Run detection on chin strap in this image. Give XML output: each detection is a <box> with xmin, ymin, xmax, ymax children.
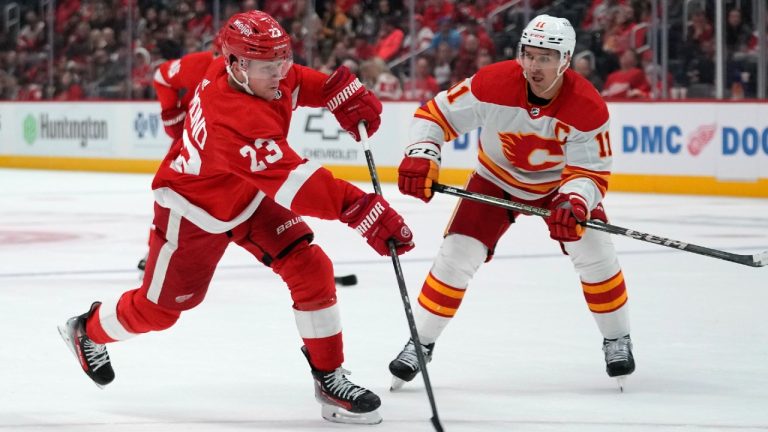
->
<box><xmin>539</xmin><ymin>67</ymin><xmax>566</xmax><ymax>95</ymax></box>
<box><xmin>226</xmin><ymin>64</ymin><xmax>254</xmax><ymax>96</ymax></box>
<box><xmin>523</xmin><ymin>57</ymin><xmax>570</xmax><ymax>97</ymax></box>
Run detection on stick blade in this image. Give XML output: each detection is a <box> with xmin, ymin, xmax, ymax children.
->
<box><xmin>430</xmin><ymin>416</ymin><xmax>445</xmax><ymax>432</ymax></box>
<box><xmin>754</xmin><ymin>251</ymin><xmax>768</xmax><ymax>267</ymax></box>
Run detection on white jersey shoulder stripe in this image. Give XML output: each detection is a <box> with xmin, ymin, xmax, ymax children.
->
<box><xmin>153</xmin><ymin>68</ymin><xmax>171</xmax><ymax>87</ymax></box>
<box><xmin>274</xmin><ymin>161</ymin><xmax>322</xmax><ymax>209</ymax></box>
<box><xmin>153</xmin><ymin>187</ymin><xmax>265</xmax><ymax>233</ymax></box>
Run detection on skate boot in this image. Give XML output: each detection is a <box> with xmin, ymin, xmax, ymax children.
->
<box><xmin>302</xmin><ymin>346</ymin><xmax>382</xmax><ymax>424</ymax></box>
<box><xmin>58</xmin><ymin>302</ymin><xmax>115</xmax><ymax>388</ymax></box>
<box><xmin>389</xmin><ymin>338</ymin><xmax>434</xmax><ymax>391</ymax></box>
<box><xmin>603</xmin><ymin>334</ymin><xmax>635</xmax><ymax>391</ymax></box>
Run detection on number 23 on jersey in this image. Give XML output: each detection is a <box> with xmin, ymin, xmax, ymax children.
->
<box><xmin>240</xmin><ymin>139</ymin><xmax>284</xmax><ymax>172</ymax></box>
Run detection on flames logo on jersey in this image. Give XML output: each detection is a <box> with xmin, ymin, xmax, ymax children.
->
<box><xmin>498</xmin><ymin>132</ymin><xmax>565</xmax><ymax>171</ymax></box>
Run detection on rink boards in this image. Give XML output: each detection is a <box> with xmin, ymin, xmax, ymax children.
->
<box><xmin>0</xmin><ymin>100</ymin><xmax>766</xmax><ymax>197</ymax></box>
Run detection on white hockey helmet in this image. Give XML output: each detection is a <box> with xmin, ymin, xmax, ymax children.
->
<box><xmin>518</xmin><ymin>14</ymin><xmax>576</xmax><ymax>66</ymax></box>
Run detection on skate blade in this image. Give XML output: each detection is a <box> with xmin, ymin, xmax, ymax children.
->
<box><xmin>390</xmin><ymin>375</ymin><xmax>407</xmax><ymax>391</ymax></box>
<box><xmin>57</xmin><ymin>324</ymin><xmax>107</xmax><ymax>390</ymax></box>
<box><xmin>321</xmin><ymin>405</ymin><xmax>382</xmax><ymax>425</ymax></box>
<box><xmin>57</xmin><ymin>324</ymin><xmax>77</xmax><ymax>357</ymax></box>
<box><xmin>615</xmin><ymin>376</ymin><xmax>628</xmax><ymax>392</ymax></box>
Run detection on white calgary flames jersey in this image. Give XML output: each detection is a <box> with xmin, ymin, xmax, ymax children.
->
<box><xmin>410</xmin><ymin>60</ymin><xmax>612</xmax><ymax>208</ymax></box>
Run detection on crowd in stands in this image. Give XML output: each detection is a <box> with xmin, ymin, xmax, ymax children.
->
<box><xmin>0</xmin><ymin>0</ymin><xmax>765</xmax><ymax>102</ymax></box>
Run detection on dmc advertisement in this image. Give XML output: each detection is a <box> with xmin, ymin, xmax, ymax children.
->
<box><xmin>609</xmin><ymin>102</ymin><xmax>768</xmax><ymax>181</ymax></box>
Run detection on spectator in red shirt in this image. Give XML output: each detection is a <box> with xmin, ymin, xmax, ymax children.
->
<box><xmin>131</xmin><ymin>47</ymin><xmax>153</xmax><ymax>99</ymax></box>
<box><xmin>351</xmin><ymin>34</ymin><xmax>375</xmax><ymax>61</ymax></box>
<box><xmin>264</xmin><ymin>0</ymin><xmax>296</xmax><ymax>22</ymax></box>
<box><xmin>601</xmin><ymin>49</ymin><xmax>650</xmax><ymax>98</ymax></box>
<box><xmin>17</xmin><ymin>82</ymin><xmax>43</xmax><ymax>101</ymax></box>
<box><xmin>423</xmin><ymin>0</ymin><xmax>455</xmax><ymax>31</ymax></box>
<box><xmin>688</xmin><ymin>10</ymin><xmax>714</xmax><ymax>44</ymax></box>
<box><xmin>373</xmin><ymin>18</ymin><xmax>404</xmax><ymax>62</ymax></box>
<box><xmin>17</xmin><ymin>10</ymin><xmax>46</xmax><ymax>51</ymax></box>
<box><xmin>187</xmin><ymin>0</ymin><xmax>214</xmax><ymax>38</ymax></box>
<box><xmin>360</xmin><ymin>57</ymin><xmax>402</xmax><ymax>100</ymax></box>
<box><xmin>452</xmin><ymin>34</ymin><xmax>482</xmax><ymax>80</ymax></box>
<box><xmin>54</xmin><ymin>71</ymin><xmax>84</xmax><ymax>100</ymax></box>
<box><xmin>403</xmin><ymin>56</ymin><xmax>439</xmax><ymax>103</ymax></box>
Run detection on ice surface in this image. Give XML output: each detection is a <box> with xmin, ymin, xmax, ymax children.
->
<box><xmin>1</xmin><ymin>169</ymin><xmax>767</xmax><ymax>431</ymax></box>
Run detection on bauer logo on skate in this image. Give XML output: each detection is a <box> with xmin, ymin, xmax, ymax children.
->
<box><xmin>326</xmin><ymin>79</ymin><xmax>362</xmax><ymax>112</ymax></box>
<box><xmin>355</xmin><ymin>202</ymin><xmax>385</xmax><ymax>236</ymax></box>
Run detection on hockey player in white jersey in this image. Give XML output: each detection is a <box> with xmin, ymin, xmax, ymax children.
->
<box><xmin>389</xmin><ymin>14</ymin><xmax>634</xmax><ymax>390</ymax></box>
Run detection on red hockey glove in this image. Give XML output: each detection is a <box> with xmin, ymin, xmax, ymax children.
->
<box><xmin>546</xmin><ymin>193</ymin><xmax>589</xmax><ymax>242</ymax></box>
<box><xmin>398</xmin><ymin>142</ymin><xmax>441</xmax><ymax>202</ymax></box>
<box><xmin>340</xmin><ymin>193</ymin><xmax>414</xmax><ymax>256</ymax></box>
<box><xmin>322</xmin><ymin>66</ymin><xmax>382</xmax><ymax>141</ymax></box>
<box><xmin>161</xmin><ymin>106</ymin><xmax>186</xmax><ymax>140</ymax></box>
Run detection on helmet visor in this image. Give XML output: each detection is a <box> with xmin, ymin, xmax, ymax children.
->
<box><xmin>244</xmin><ymin>57</ymin><xmax>293</xmax><ymax>80</ymax></box>
<box><xmin>518</xmin><ymin>45</ymin><xmax>563</xmax><ymax>70</ymax></box>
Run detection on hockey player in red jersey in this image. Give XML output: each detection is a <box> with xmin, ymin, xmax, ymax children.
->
<box><xmin>153</xmin><ymin>34</ymin><xmax>221</xmax><ymax>141</ymax></box>
<box><xmin>134</xmin><ymin>36</ymin><xmax>222</xmax><ymax>277</ymax></box>
<box><xmin>389</xmin><ymin>14</ymin><xmax>635</xmax><ymax>390</ymax></box>
<box><xmin>58</xmin><ymin>10</ymin><xmax>414</xmax><ymax>424</ymax></box>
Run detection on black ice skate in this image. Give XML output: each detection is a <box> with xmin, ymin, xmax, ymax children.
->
<box><xmin>603</xmin><ymin>334</ymin><xmax>635</xmax><ymax>391</ymax></box>
<box><xmin>389</xmin><ymin>338</ymin><xmax>434</xmax><ymax>391</ymax></box>
<box><xmin>58</xmin><ymin>302</ymin><xmax>115</xmax><ymax>388</ymax></box>
<box><xmin>301</xmin><ymin>346</ymin><xmax>382</xmax><ymax>424</ymax></box>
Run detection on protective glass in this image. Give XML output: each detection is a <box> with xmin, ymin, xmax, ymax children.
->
<box><xmin>244</xmin><ymin>57</ymin><xmax>294</xmax><ymax>80</ymax></box>
<box><xmin>517</xmin><ymin>45</ymin><xmax>563</xmax><ymax>70</ymax></box>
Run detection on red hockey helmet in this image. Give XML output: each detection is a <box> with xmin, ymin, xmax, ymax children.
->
<box><xmin>220</xmin><ymin>10</ymin><xmax>292</xmax><ymax>80</ymax></box>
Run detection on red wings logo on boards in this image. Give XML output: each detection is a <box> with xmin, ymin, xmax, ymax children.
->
<box><xmin>498</xmin><ymin>132</ymin><xmax>565</xmax><ymax>171</ymax></box>
<box><xmin>687</xmin><ymin>123</ymin><xmax>717</xmax><ymax>156</ymax></box>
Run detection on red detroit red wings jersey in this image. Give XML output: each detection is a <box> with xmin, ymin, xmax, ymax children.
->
<box><xmin>412</xmin><ymin>60</ymin><xmax>612</xmax><ymax>209</ymax></box>
<box><xmin>152</xmin><ymin>60</ymin><xmax>364</xmax><ymax>233</ymax></box>
<box><xmin>153</xmin><ymin>51</ymin><xmax>215</xmax><ymax>112</ymax></box>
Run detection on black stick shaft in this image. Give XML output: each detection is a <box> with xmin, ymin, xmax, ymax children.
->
<box><xmin>432</xmin><ymin>183</ymin><xmax>768</xmax><ymax>268</ymax></box>
<box><xmin>359</xmin><ymin>124</ymin><xmax>444</xmax><ymax>432</ymax></box>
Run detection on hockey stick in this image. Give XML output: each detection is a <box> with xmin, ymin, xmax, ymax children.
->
<box><xmin>432</xmin><ymin>183</ymin><xmax>768</xmax><ymax>268</ymax></box>
<box><xmin>358</xmin><ymin>123</ymin><xmax>444</xmax><ymax>432</ymax></box>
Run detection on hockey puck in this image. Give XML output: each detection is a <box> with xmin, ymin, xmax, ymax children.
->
<box><xmin>334</xmin><ymin>274</ymin><xmax>358</xmax><ymax>286</ymax></box>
